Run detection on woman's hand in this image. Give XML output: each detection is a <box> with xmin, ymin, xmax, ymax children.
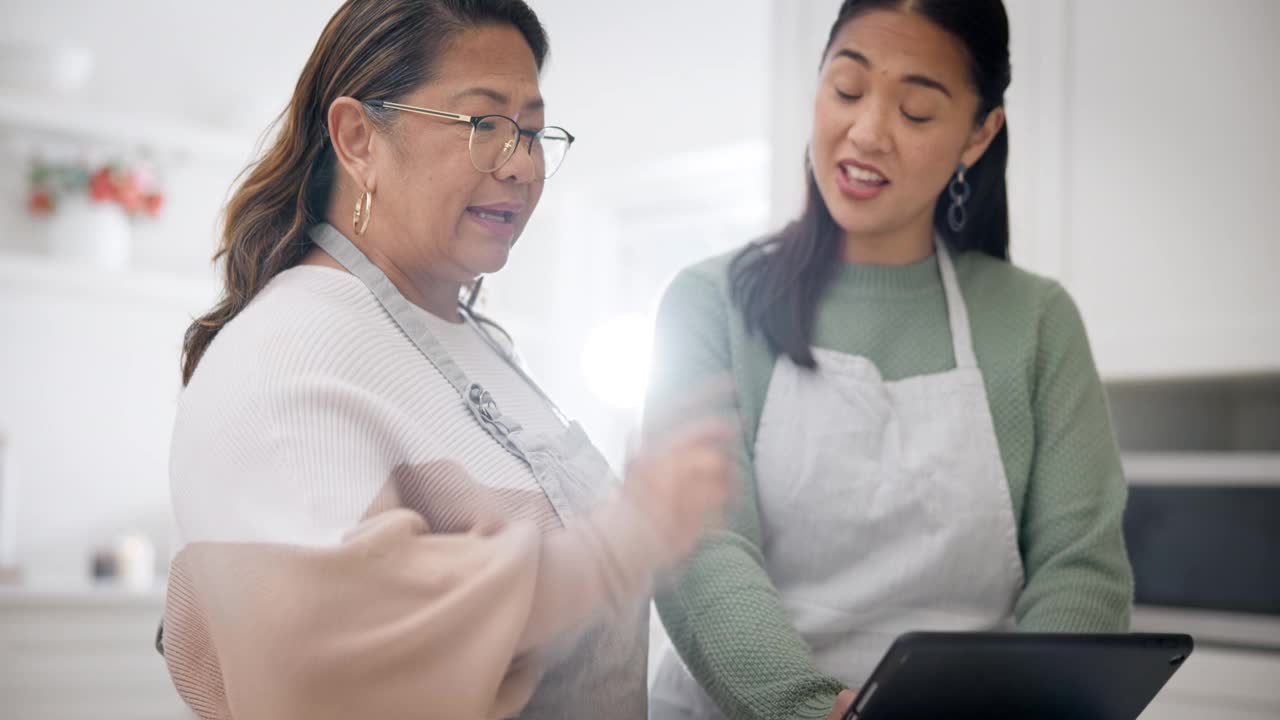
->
<box><xmin>623</xmin><ymin>412</ymin><xmax>737</xmax><ymax>567</ymax></box>
<box><xmin>827</xmin><ymin>688</ymin><xmax>861</xmax><ymax>720</ymax></box>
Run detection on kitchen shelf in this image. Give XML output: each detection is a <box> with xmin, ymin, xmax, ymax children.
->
<box><xmin>0</xmin><ymin>249</ymin><xmax>218</xmax><ymax>309</ymax></box>
<box><xmin>1122</xmin><ymin>452</ymin><xmax>1280</xmax><ymax>485</ymax></box>
<box><xmin>0</xmin><ymin>579</ymin><xmax>165</xmax><ymax>609</ymax></box>
<box><xmin>0</xmin><ymin>90</ymin><xmax>257</xmax><ymax>162</ymax></box>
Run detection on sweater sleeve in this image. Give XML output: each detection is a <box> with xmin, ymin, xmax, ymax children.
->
<box><xmin>645</xmin><ymin>266</ymin><xmax>845</xmax><ymax>720</ymax></box>
<box><xmin>164</xmin><ymin>371</ymin><xmax>664</xmax><ymax>720</ymax></box>
<box><xmin>1014</xmin><ymin>283</ymin><xmax>1135</xmax><ymax>631</ymax></box>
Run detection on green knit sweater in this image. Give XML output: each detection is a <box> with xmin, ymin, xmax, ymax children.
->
<box><xmin>645</xmin><ymin>248</ymin><xmax>1134</xmax><ymax>720</ymax></box>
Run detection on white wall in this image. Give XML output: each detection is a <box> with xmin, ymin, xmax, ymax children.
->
<box><xmin>480</xmin><ymin>0</ymin><xmax>773</xmax><ymax>464</ymax></box>
<box><xmin>765</xmin><ymin>0</ymin><xmax>843</xmax><ymax>229</ymax></box>
<box><xmin>0</xmin><ymin>0</ymin><xmax>330</xmax><ymax>272</ymax></box>
<box><xmin>0</xmin><ymin>287</ymin><xmax>200</xmax><ymax>579</ymax></box>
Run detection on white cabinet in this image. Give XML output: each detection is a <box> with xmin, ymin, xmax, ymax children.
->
<box><xmin>1006</xmin><ymin>0</ymin><xmax>1280</xmax><ymax>379</ymax></box>
<box><xmin>1056</xmin><ymin>0</ymin><xmax>1280</xmax><ymax>380</ymax></box>
<box><xmin>1009</xmin><ymin>0</ymin><xmax>1280</xmax><ymax>380</ymax></box>
<box><xmin>1007</xmin><ymin>0</ymin><xmax>1280</xmax><ymax>380</ymax></box>
<box><xmin>0</xmin><ymin>585</ymin><xmax>193</xmax><ymax>720</ymax></box>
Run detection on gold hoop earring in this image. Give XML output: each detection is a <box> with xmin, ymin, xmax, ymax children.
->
<box><xmin>352</xmin><ymin>189</ymin><xmax>373</xmax><ymax>236</ymax></box>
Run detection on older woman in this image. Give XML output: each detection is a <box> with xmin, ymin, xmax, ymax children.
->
<box><xmin>160</xmin><ymin>1</ymin><xmax>732</xmax><ymax>719</ymax></box>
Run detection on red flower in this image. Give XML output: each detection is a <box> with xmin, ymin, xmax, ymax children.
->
<box><xmin>28</xmin><ymin>190</ymin><xmax>53</xmax><ymax>215</ymax></box>
<box><xmin>88</xmin><ymin>168</ymin><xmax>116</xmax><ymax>203</ymax></box>
<box><xmin>143</xmin><ymin>193</ymin><xmax>164</xmax><ymax>217</ymax></box>
<box><xmin>116</xmin><ymin>171</ymin><xmax>146</xmax><ymax>214</ymax></box>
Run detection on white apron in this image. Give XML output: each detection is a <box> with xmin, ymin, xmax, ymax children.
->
<box><xmin>650</xmin><ymin>242</ymin><xmax>1025</xmax><ymax>719</ymax></box>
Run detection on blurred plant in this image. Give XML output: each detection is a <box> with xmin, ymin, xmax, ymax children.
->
<box><xmin>27</xmin><ymin>157</ymin><xmax>164</xmax><ymax>219</ymax></box>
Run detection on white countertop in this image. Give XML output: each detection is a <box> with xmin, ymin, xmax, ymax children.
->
<box><xmin>0</xmin><ymin>578</ymin><xmax>166</xmax><ymax>607</ymax></box>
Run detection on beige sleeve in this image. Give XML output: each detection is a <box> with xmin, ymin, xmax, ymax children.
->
<box><xmin>167</xmin><ymin>501</ymin><xmax>662</xmax><ymax>720</ymax></box>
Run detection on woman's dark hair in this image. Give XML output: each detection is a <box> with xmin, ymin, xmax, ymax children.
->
<box><xmin>730</xmin><ymin>0</ymin><xmax>1011</xmax><ymax>368</ymax></box>
<box><xmin>181</xmin><ymin>0</ymin><xmax>548</xmax><ymax>385</ymax></box>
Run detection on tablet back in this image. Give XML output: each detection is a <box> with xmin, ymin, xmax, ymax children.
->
<box><xmin>847</xmin><ymin>632</ymin><xmax>1194</xmax><ymax>720</ymax></box>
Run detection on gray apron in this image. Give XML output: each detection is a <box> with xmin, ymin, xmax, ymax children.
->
<box><xmin>309</xmin><ymin>223</ymin><xmax>648</xmax><ymax>719</ymax></box>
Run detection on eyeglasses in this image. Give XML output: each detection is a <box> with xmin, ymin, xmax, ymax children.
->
<box><xmin>362</xmin><ymin>99</ymin><xmax>575</xmax><ymax>180</ymax></box>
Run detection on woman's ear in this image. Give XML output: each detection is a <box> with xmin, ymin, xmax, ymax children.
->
<box><xmin>960</xmin><ymin>106</ymin><xmax>1005</xmax><ymax>170</ymax></box>
<box><xmin>328</xmin><ymin>97</ymin><xmax>380</xmax><ymax>192</ymax></box>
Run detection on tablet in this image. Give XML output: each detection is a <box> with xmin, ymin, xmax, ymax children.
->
<box><xmin>843</xmin><ymin>632</ymin><xmax>1194</xmax><ymax>720</ymax></box>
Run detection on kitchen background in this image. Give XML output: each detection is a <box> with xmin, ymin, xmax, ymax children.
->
<box><xmin>0</xmin><ymin>1</ymin><xmax>1276</xmax><ymax>719</ymax></box>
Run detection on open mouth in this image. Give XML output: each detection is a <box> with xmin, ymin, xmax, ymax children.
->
<box><xmin>465</xmin><ymin>204</ymin><xmax>520</xmax><ymax>239</ymax></box>
<box><xmin>836</xmin><ymin>161</ymin><xmax>891</xmax><ymax>201</ymax></box>
<box><xmin>841</xmin><ymin>163</ymin><xmax>889</xmax><ymax>187</ymax></box>
<box><xmin>466</xmin><ymin>207</ymin><xmax>515</xmax><ymax>224</ymax></box>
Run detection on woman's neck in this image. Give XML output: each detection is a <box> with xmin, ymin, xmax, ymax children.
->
<box><xmin>302</xmin><ymin>224</ymin><xmax>464</xmax><ymax>324</ymax></box>
<box><xmin>841</xmin><ymin>217</ymin><xmax>935</xmax><ymax>266</ymax></box>
<box><xmin>372</xmin><ymin>251</ymin><xmax>464</xmax><ymax>323</ymax></box>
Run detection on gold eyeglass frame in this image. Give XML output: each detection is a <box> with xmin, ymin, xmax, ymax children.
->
<box><xmin>363</xmin><ymin>99</ymin><xmax>575</xmax><ymax>179</ymax></box>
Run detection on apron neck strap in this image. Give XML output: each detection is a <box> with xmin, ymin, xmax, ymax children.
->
<box><xmin>307</xmin><ymin>222</ymin><xmax>473</xmax><ymax>395</ymax></box>
<box><xmin>934</xmin><ymin>237</ymin><xmax>978</xmax><ymax>369</ymax></box>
